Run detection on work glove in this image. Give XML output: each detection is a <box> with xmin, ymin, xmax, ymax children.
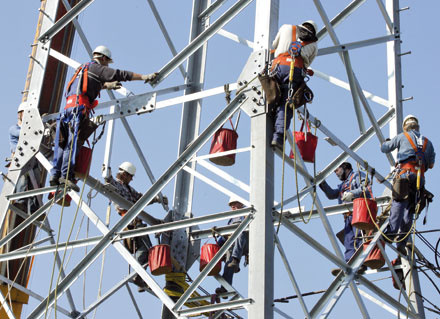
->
<box><xmin>142</xmin><ymin>72</ymin><xmax>159</xmax><ymax>83</ymax></box>
<box><xmin>288</xmin><ymin>41</ymin><xmax>302</xmax><ymax>57</ymax></box>
<box><xmin>318</xmin><ymin>180</ymin><xmax>328</xmax><ymax>191</ymax></box>
<box><xmin>341</xmin><ymin>191</ymin><xmax>354</xmax><ymax>202</ymax></box>
<box><xmin>105</xmin><ymin>81</ymin><xmax>122</xmax><ymax>90</ymax></box>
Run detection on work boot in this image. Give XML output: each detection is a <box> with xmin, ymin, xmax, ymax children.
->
<box><xmin>132</xmin><ymin>275</ymin><xmax>149</xmax><ymax>293</ymax></box>
<box><xmin>271</xmin><ymin>140</ymin><xmax>283</xmax><ymax>151</ymax></box>
<box><xmin>227</xmin><ymin>257</ymin><xmax>240</xmax><ymax>273</ymax></box>
<box><xmin>396</xmin><ymin>245</ymin><xmax>407</xmax><ymax>256</ymax></box>
<box><xmin>357</xmin><ymin>265</ymin><xmax>367</xmax><ymax>275</ymax></box>
<box><xmin>49</xmin><ymin>175</ymin><xmax>60</xmax><ymax>186</ymax></box>
<box><xmin>215</xmin><ymin>286</ymin><xmax>228</xmax><ymax>300</ymax></box>
<box><xmin>59</xmin><ymin>177</ymin><xmax>80</xmax><ymax>192</ymax></box>
<box><xmin>331</xmin><ymin>268</ymin><xmax>341</xmax><ymax>276</ymax></box>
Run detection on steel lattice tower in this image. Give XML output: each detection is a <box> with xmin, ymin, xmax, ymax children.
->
<box><xmin>0</xmin><ymin>0</ymin><xmax>431</xmax><ymax>318</ymax></box>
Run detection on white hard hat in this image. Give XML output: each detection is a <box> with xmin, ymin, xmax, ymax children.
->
<box><xmin>17</xmin><ymin>102</ymin><xmax>26</xmax><ymax>113</ymax></box>
<box><xmin>119</xmin><ymin>161</ymin><xmax>136</xmax><ymax>176</ymax></box>
<box><xmin>93</xmin><ymin>45</ymin><xmax>113</xmax><ymax>63</ymax></box>
<box><xmin>228</xmin><ymin>196</ymin><xmax>243</xmax><ymax>206</ymax></box>
<box><xmin>302</xmin><ymin>20</ymin><xmax>318</xmax><ymax>34</ymax></box>
<box><xmin>402</xmin><ymin>114</ymin><xmax>418</xmax><ymax>129</ymax></box>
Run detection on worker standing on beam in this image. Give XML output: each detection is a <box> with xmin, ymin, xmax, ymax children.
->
<box><xmin>215</xmin><ymin>197</ymin><xmax>249</xmax><ymax>297</ymax></box>
<box><xmin>381</xmin><ymin>115</ymin><xmax>435</xmax><ymax>255</ymax></box>
<box><xmin>270</xmin><ymin>21</ymin><xmax>318</xmax><ymax>149</ymax></box>
<box><xmin>105</xmin><ymin>161</ymin><xmax>168</xmax><ymax>292</ymax></box>
<box><xmin>49</xmin><ymin>45</ymin><xmax>158</xmax><ymax>190</ymax></box>
<box><xmin>319</xmin><ymin>162</ymin><xmax>372</xmax><ymax>273</ymax></box>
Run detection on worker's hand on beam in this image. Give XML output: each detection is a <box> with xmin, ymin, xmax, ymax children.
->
<box><xmin>104</xmin><ymin>81</ymin><xmax>122</xmax><ymax>90</ymax></box>
<box><xmin>142</xmin><ymin>72</ymin><xmax>159</xmax><ymax>83</ymax></box>
<box><xmin>341</xmin><ymin>192</ymin><xmax>354</xmax><ymax>202</ymax></box>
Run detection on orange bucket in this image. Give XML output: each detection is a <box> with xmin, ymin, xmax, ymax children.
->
<box><xmin>363</xmin><ymin>239</ymin><xmax>385</xmax><ymax>269</ymax></box>
<box><xmin>148</xmin><ymin>244</ymin><xmax>172</xmax><ymax>276</ymax></box>
<box><xmin>200</xmin><ymin>243</ymin><xmax>222</xmax><ymax>276</ymax></box>
<box><xmin>352</xmin><ymin>198</ymin><xmax>377</xmax><ymax>230</ymax></box>
<box><xmin>75</xmin><ymin>146</ymin><xmax>92</xmax><ymax>179</ymax></box>
<box><xmin>289</xmin><ymin>121</ymin><xmax>318</xmax><ymax>163</ymax></box>
<box><xmin>209</xmin><ymin>119</ymin><xmax>238</xmax><ymax>166</ymax></box>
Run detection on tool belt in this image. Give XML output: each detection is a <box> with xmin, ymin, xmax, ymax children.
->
<box><xmin>392</xmin><ymin>174</ymin><xmax>410</xmax><ymax>201</ymax></box>
<box><xmin>65</xmin><ymin>94</ymin><xmax>98</xmax><ymax>114</ymax></box>
<box><xmin>258</xmin><ymin>69</ymin><xmax>281</xmax><ymax>111</ymax></box>
<box><xmin>291</xmin><ymin>80</ymin><xmax>314</xmax><ymax>109</ymax></box>
<box><xmin>399</xmin><ymin>161</ymin><xmax>425</xmax><ymax>178</ymax></box>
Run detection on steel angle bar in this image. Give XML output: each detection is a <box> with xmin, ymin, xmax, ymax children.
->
<box><xmin>283</xmin><ymin>195</ymin><xmax>390</xmax><ymax>223</ymax></box>
<box><xmin>146</xmin><ymin>0</ymin><xmax>186</xmax><ymax>78</ymax></box>
<box><xmin>0</xmin><ymin>289</ymin><xmax>16</xmax><ymax>319</ymax></box>
<box><xmin>29</xmin><ymin>93</ymin><xmax>247</xmax><ymax>319</ymax></box>
<box><xmin>297</xmin><ymin>107</ymin><xmax>392</xmax><ymax>189</ymax></box>
<box><xmin>119</xmin><ymin>206</ymin><xmax>252</xmax><ymax>241</ymax></box>
<box><xmin>190</xmin><ymin>223</ymin><xmax>238</xmax><ymax>240</ymax></box>
<box><xmin>0</xmin><ymin>190</ymin><xmax>67</xmax><ymax>249</ymax></box>
<box><xmin>311</xmin><ymin>68</ymin><xmax>389</xmax><ymax>107</ymax></box>
<box><xmin>217</xmin><ymin>29</ymin><xmax>254</xmax><ymax>48</ymax></box>
<box><xmin>191</xmin><ymin>146</ymin><xmax>251</xmax><ymax>162</ymax></box>
<box><xmin>178</xmin><ymin>299</ymin><xmax>253</xmax><ymax>317</ymax></box>
<box><xmin>173</xmin><ymin>214</ymin><xmax>254</xmax><ymax>311</ymax></box>
<box><xmin>375</xmin><ymin>0</ymin><xmax>393</xmax><ymax>32</ymax></box>
<box><xmin>120</xmin><ymin>118</ymin><xmax>169</xmax><ymax>211</ymax></box>
<box><xmin>60</xmin><ymin>0</ymin><xmax>93</xmax><ymax>54</ymax></box>
<box><xmin>15</xmin><ymin>236</ymin><xmax>53</xmax><ymax>252</ymax></box>
<box><xmin>274</xmin><ymin>307</ymin><xmax>295</xmax><ymax>319</ymax></box>
<box><xmin>198</xmin><ymin>159</ymin><xmax>250</xmax><ymax>193</ymax></box>
<box><xmin>155</xmin><ymin>82</ymin><xmax>237</xmax><ymax>110</ymax></box>
<box><xmin>153</xmin><ymin>0</ymin><xmax>254</xmax><ymax>85</ymax></box>
<box><xmin>316</xmin><ymin>108</ymin><xmax>395</xmax><ymax>181</ymax></box>
<box><xmin>38</xmin><ymin>0</ymin><xmax>95</xmax><ymax>43</ymax></box>
<box><xmin>273</xmin><ymin>147</ymin><xmax>314</xmax><ymax>182</ymax></box>
<box><xmin>0</xmin><ymin>236</ymin><xmax>101</xmax><ymax>263</ymax></box>
<box><xmin>274</xmin><ymin>234</ymin><xmax>310</xmax><ymax>318</ymax></box>
<box><xmin>318</xmin><ymin>34</ymin><xmax>397</xmax><ymax>56</ymax></box>
<box><xmin>198</xmin><ymin>0</ymin><xmax>229</xmax><ymax>18</ymax></box>
<box><xmin>73</xmin><ymin>272</ymin><xmax>137</xmax><ymax>319</ymax></box>
<box><xmin>357</xmin><ymin>276</ymin><xmax>419</xmax><ymax>319</ymax></box>
<box><xmin>272</xmin><ymin>184</ymin><xmax>314</xmax><ymax>210</ymax></box>
<box><xmin>211</xmin><ymin>294</ymin><xmax>241</xmax><ymax>319</ymax></box>
<box><xmin>8</xmin><ymin>204</ymin><xmax>52</xmax><ymax>234</ymax></box>
<box><xmin>125</xmin><ymin>284</ymin><xmax>143</xmax><ymax>319</ymax></box>
<box><xmin>317</xmin><ymin>0</ymin><xmax>366</xmax><ymax>41</ymax></box>
<box><xmin>6</xmin><ymin>186</ymin><xmax>58</xmax><ymax>201</ymax></box>
<box><xmin>0</xmin><ymin>275</ymin><xmax>72</xmax><ymax>317</ymax></box>
<box><xmin>357</xmin><ymin>289</ymin><xmax>398</xmax><ymax>317</ymax></box>
<box><xmin>182</xmin><ymin>165</ymin><xmax>250</xmax><ymax>206</ymax></box>
<box><xmin>48</xmin><ymin>48</ymin><xmax>81</xmax><ymax>68</ymax></box>
<box><xmin>279</xmin><ymin>217</ymin><xmax>347</xmax><ymax>271</ymax></box>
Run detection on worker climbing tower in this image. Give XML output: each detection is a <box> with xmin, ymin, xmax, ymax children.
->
<box><xmin>0</xmin><ymin>0</ymin><xmax>437</xmax><ymax>318</ymax></box>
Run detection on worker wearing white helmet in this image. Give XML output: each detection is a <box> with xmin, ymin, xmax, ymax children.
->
<box><xmin>381</xmin><ymin>115</ymin><xmax>435</xmax><ymax>255</ymax></box>
<box><xmin>8</xmin><ymin>102</ymin><xmax>26</xmax><ymax>154</ymax></box>
<box><xmin>270</xmin><ymin>20</ymin><xmax>319</xmax><ymax>149</ymax></box>
<box><xmin>104</xmin><ymin>161</ymin><xmax>168</xmax><ymax>292</ymax></box>
<box><xmin>215</xmin><ymin>196</ymin><xmax>248</xmax><ymax>297</ymax></box>
<box><xmin>50</xmin><ymin>45</ymin><xmax>159</xmax><ymax>190</ymax></box>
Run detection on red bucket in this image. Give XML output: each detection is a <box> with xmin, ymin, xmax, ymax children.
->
<box><xmin>209</xmin><ymin>126</ymin><xmax>238</xmax><ymax>166</ymax></box>
<box><xmin>289</xmin><ymin>131</ymin><xmax>318</xmax><ymax>163</ymax></box>
<box><xmin>149</xmin><ymin>244</ymin><xmax>172</xmax><ymax>276</ymax></box>
<box><xmin>363</xmin><ymin>239</ymin><xmax>385</xmax><ymax>269</ymax></box>
<box><xmin>48</xmin><ymin>191</ymin><xmax>72</xmax><ymax>207</ymax></box>
<box><xmin>200</xmin><ymin>243</ymin><xmax>222</xmax><ymax>276</ymax></box>
<box><xmin>75</xmin><ymin>146</ymin><xmax>92</xmax><ymax>179</ymax></box>
<box><xmin>352</xmin><ymin>198</ymin><xmax>377</xmax><ymax>230</ymax></box>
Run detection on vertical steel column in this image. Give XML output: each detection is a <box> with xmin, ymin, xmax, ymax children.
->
<box><xmin>386</xmin><ymin>1</ymin><xmax>424</xmax><ymax>317</ymax></box>
<box><xmin>248</xmin><ymin>1</ymin><xmax>278</xmax><ymax>318</ymax></box>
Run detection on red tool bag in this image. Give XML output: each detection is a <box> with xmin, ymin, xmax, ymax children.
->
<box><xmin>352</xmin><ymin>196</ymin><xmax>377</xmax><ymax>231</ymax></box>
<box><xmin>75</xmin><ymin>144</ymin><xmax>92</xmax><ymax>179</ymax></box>
<box><xmin>209</xmin><ymin>118</ymin><xmax>238</xmax><ymax>166</ymax></box>
<box><xmin>290</xmin><ymin>120</ymin><xmax>318</xmax><ymax>163</ymax></box>
<box><xmin>148</xmin><ymin>244</ymin><xmax>172</xmax><ymax>276</ymax></box>
<box><xmin>363</xmin><ymin>236</ymin><xmax>385</xmax><ymax>269</ymax></box>
<box><xmin>200</xmin><ymin>243</ymin><xmax>222</xmax><ymax>276</ymax></box>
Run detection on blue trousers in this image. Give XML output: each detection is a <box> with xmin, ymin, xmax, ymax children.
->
<box><xmin>344</xmin><ymin>215</ymin><xmax>361</xmax><ymax>262</ymax></box>
<box><xmin>50</xmin><ymin>107</ymin><xmax>85</xmax><ymax>179</ymax></box>
<box><xmin>222</xmin><ymin>231</ymin><xmax>249</xmax><ymax>285</ymax></box>
<box><xmin>272</xmin><ymin>65</ymin><xmax>304</xmax><ymax>144</ymax></box>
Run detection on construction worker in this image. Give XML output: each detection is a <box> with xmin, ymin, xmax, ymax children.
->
<box><xmin>8</xmin><ymin>102</ymin><xmax>39</xmax><ymax>212</ymax></box>
<box><xmin>381</xmin><ymin>115</ymin><xmax>435</xmax><ymax>255</ymax></box>
<box><xmin>104</xmin><ymin>161</ymin><xmax>168</xmax><ymax>292</ymax></box>
<box><xmin>215</xmin><ymin>197</ymin><xmax>248</xmax><ymax>296</ymax></box>
<box><xmin>271</xmin><ymin>21</ymin><xmax>318</xmax><ymax>149</ymax></box>
<box><xmin>50</xmin><ymin>45</ymin><xmax>158</xmax><ymax>191</ymax></box>
<box><xmin>319</xmin><ymin>162</ymin><xmax>372</xmax><ymax>269</ymax></box>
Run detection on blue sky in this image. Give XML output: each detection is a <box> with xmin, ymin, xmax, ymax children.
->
<box><xmin>0</xmin><ymin>1</ymin><xmax>439</xmax><ymax>318</ymax></box>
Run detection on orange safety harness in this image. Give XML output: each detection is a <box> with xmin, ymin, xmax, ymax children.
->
<box><xmin>64</xmin><ymin>62</ymin><xmax>99</xmax><ymax>113</ymax></box>
<box><xmin>271</xmin><ymin>25</ymin><xmax>313</xmax><ymax>71</ymax></box>
<box><xmin>399</xmin><ymin>132</ymin><xmax>428</xmax><ymax>178</ymax></box>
